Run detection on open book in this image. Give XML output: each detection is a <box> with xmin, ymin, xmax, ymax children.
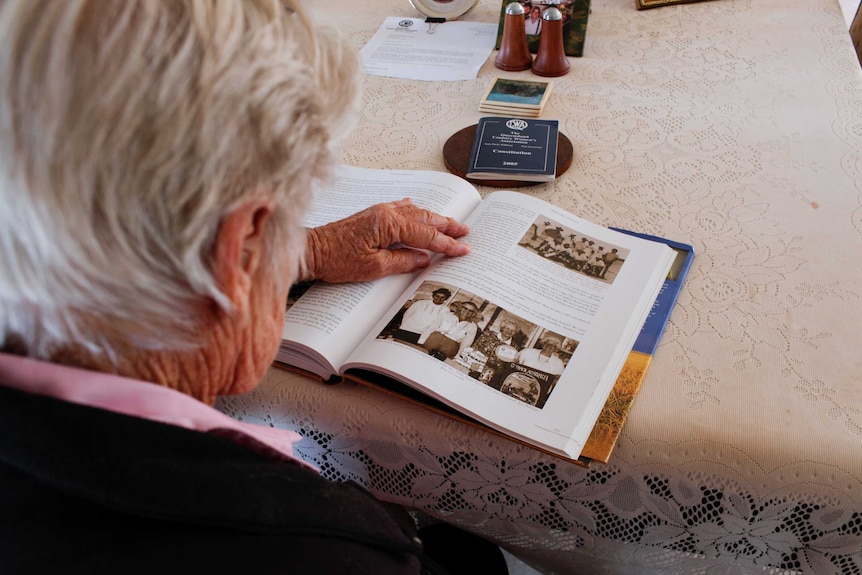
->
<box><xmin>277</xmin><ymin>165</ymin><xmax>679</xmax><ymax>463</ymax></box>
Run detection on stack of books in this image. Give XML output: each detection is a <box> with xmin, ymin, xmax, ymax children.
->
<box><xmin>479</xmin><ymin>77</ymin><xmax>553</xmax><ymax>118</ymax></box>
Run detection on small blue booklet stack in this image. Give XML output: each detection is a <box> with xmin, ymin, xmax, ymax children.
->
<box><xmin>466</xmin><ymin>116</ymin><xmax>559</xmax><ymax>183</ymax></box>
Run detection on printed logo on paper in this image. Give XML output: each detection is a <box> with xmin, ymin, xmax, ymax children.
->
<box><xmin>506</xmin><ymin>119</ymin><xmax>529</xmax><ymax>131</ymax></box>
<box><xmin>398</xmin><ymin>19</ymin><xmax>415</xmax><ymax>28</ymax></box>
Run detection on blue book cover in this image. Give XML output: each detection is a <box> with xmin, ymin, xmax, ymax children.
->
<box><xmin>466</xmin><ymin>117</ymin><xmax>559</xmax><ymax>182</ymax></box>
<box><xmin>579</xmin><ymin>229</ymin><xmax>694</xmax><ymax>464</ymax></box>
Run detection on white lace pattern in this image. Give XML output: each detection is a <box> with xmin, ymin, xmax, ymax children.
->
<box><xmin>219</xmin><ymin>0</ymin><xmax>862</xmax><ymax>573</ymax></box>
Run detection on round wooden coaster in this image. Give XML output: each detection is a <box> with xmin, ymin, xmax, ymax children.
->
<box><xmin>443</xmin><ymin>124</ymin><xmax>573</xmax><ymax>188</ymax></box>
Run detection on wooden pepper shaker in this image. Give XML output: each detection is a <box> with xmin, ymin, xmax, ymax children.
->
<box><xmin>532</xmin><ymin>7</ymin><xmax>570</xmax><ymax>77</ymax></box>
<box><xmin>495</xmin><ymin>2</ymin><xmax>532</xmax><ymax>72</ymax></box>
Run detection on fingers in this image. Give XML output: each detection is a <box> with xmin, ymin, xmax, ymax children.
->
<box><xmin>393</xmin><ymin>198</ymin><xmax>470</xmax><ymax>239</ymax></box>
<box><xmin>396</xmin><ymin>218</ymin><xmax>471</xmax><ymax>257</ymax></box>
<box><xmin>387</xmin><ymin>200</ymin><xmax>471</xmax><ymax>256</ymax></box>
<box><xmin>301</xmin><ymin>200</ymin><xmax>471</xmax><ymax>284</ymax></box>
<box><xmin>378</xmin><ymin>247</ymin><xmax>432</xmax><ymax>276</ymax></box>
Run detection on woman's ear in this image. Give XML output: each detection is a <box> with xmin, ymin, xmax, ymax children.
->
<box><xmin>212</xmin><ymin>199</ymin><xmax>276</xmax><ymax>307</ymax></box>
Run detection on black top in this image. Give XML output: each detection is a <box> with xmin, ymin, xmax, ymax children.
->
<box><xmin>0</xmin><ymin>383</ymin><xmax>432</xmax><ymax>574</ymax></box>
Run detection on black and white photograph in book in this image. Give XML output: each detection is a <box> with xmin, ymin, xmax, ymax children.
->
<box><xmin>519</xmin><ymin>216</ymin><xmax>629</xmax><ymax>283</ymax></box>
<box><xmin>378</xmin><ymin>281</ymin><xmax>578</xmax><ymax>409</ymax></box>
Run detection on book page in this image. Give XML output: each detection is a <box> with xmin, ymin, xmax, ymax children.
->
<box><xmin>278</xmin><ymin>165</ymin><xmax>482</xmax><ymax>379</ymax></box>
<box><xmin>342</xmin><ymin>191</ymin><xmax>674</xmax><ymax>458</ymax></box>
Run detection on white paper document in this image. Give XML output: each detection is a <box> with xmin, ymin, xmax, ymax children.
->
<box><xmin>359</xmin><ymin>17</ymin><xmax>497</xmax><ymax>81</ymax></box>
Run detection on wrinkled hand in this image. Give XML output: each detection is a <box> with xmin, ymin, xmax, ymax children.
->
<box><xmin>301</xmin><ymin>199</ymin><xmax>470</xmax><ymax>283</ymax></box>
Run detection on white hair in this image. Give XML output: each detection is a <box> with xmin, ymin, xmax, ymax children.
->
<box><xmin>0</xmin><ymin>0</ymin><xmax>360</xmax><ymax>358</ymax></box>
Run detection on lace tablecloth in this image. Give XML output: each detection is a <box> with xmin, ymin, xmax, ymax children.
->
<box><xmin>218</xmin><ymin>0</ymin><xmax>862</xmax><ymax>573</ymax></box>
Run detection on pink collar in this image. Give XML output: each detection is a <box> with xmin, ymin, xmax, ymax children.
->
<box><xmin>0</xmin><ymin>352</ymin><xmax>314</xmax><ymax>470</ymax></box>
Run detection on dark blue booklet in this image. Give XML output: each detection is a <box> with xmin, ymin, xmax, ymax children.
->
<box><xmin>466</xmin><ymin>116</ymin><xmax>559</xmax><ymax>182</ymax></box>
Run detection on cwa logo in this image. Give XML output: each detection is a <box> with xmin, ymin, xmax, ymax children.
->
<box><xmin>398</xmin><ymin>19</ymin><xmax>415</xmax><ymax>28</ymax></box>
<box><xmin>506</xmin><ymin>119</ymin><xmax>529</xmax><ymax>130</ymax></box>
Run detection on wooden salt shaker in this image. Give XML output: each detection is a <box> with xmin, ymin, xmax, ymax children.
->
<box><xmin>495</xmin><ymin>2</ymin><xmax>532</xmax><ymax>72</ymax></box>
<box><xmin>532</xmin><ymin>7</ymin><xmax>570</xmax><ymax>77</ymax></box>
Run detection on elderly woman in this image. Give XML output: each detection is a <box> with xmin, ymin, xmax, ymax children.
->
<box><xmin>475</xmin><ymin>318</ymin><xmax>526</xmax><ymax>356</ymax></box>
<box><xmin>517</xmin><ymin>332</ymin><xmax>567</xmax><ymax>376</ymax></box>
<box><xmin>0</xmin><ymin>1</ymin><xmax>510</xmax><ymax>573</ymax></box>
